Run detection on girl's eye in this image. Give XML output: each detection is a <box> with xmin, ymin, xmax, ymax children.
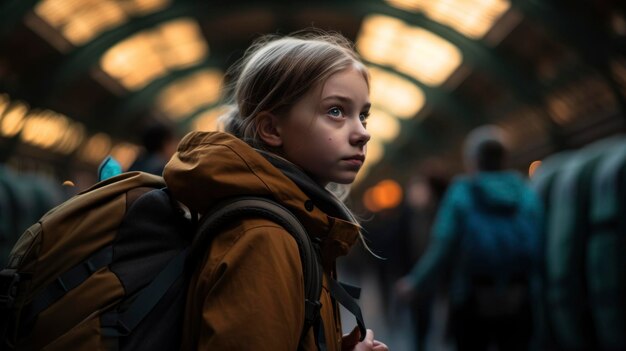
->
<box><xmin>328</xmin><ymin>107</ymin><xmax>343</xmax><ymax>118</ymax></box>
<box><xmin>359</xmin><ymin>112</ymin><xmax>370</xmax><ymax>126</ymax></box>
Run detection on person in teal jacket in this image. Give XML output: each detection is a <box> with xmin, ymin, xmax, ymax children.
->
<box><xmin>395</xmin><ymin>125</ymin><xmax>543</xmax><ymax>351</ymax></box>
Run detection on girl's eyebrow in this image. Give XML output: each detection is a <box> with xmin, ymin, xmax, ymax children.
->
<box><xmin>322</xmin><ymin>95</ymin><xmax>371</xmax><ymax>109</ymax></box>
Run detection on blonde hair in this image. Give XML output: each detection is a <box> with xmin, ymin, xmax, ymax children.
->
<box><xmin>220</xmin><ymin>30</ymin><xmax>369</xmax><ymax>150</ymax></box>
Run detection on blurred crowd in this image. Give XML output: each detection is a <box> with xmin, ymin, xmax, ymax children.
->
<box><xmin>347</xmin><ymin>128</ymin><xmax>626</xmax><ymax>351</ymax></box>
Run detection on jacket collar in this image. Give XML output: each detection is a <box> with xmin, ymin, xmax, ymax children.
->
<box><xmin>164</xmin><ymin>131</ymin><xmax>360</xmax><ymax>260</ymax></box>
<box><xmin>257</xmin><ymin>150</ymin><xmax>362</xmax><ymax>262</ymax></box>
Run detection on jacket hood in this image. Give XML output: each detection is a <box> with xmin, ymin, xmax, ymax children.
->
<box><xmin>469</xmin><ymin>171</ymin><xmax>527</xmax><ymax>213</ymax></box>
<box><xmin>163</xmin><ymin>131</ymin><xmax>360</xmax><ymax>259</ymax></box>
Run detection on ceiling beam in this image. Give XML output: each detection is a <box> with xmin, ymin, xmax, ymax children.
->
<box><xmin>0</xmin><ymin>0</ymin><xmax>39</xmax><ymax>37</ymax></box>
<box><xmin>46</xmin><ymin>1</ymin><xmax>288</xmax><ymax>95</ymax></box>
<box><xmin>47</xmin><ymin>1</ymin><xmax>200</xmax><ymax>93</ymax></box>
<box><xmin>94</xmin><ymin>57</ymin><xmax>224</xmax><ymax>134</ymax></box>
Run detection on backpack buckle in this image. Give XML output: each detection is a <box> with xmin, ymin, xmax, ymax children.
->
<box><xmin>0</xmin><ymin>269</ymin><xmax>20</xmax><ymax>310</ymax></box>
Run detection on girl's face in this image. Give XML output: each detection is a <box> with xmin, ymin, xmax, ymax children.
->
<box><xmin>276</xmin><ymin>65</ymin><xmax>371</xmax><ymax>186</ymax></box>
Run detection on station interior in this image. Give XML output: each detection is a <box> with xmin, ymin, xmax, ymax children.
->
<box><xmin>1</xmin><ymin>1</ymin><xmax>625</xmax><ymax>350</ymax></box>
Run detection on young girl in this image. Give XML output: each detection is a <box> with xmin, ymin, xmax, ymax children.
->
<box><xmin>163</xmin><ymin>31</ymin><xmax>388</xmax><ymax>351</ymax></box>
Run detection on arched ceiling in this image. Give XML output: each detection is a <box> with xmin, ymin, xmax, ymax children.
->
<box><xmin>0</xmin><ymin>0</ymin><xmax>625</xmax><ymax>199</ymax></box>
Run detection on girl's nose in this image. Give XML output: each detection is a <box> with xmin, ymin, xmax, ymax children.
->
<box><xmin>351</xmin><ymin>121</ymin><xmax>371</xmax><ymax>147</ymax></box>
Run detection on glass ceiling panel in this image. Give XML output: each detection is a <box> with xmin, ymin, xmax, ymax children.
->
<box><xmin>358</xmin><ymin>15</ymin><xmax>462</xmax><ymax>86</ymax></box>
<box><xmin>385</xmin><ymin>0</ymin><xmax>511</xmax><ymax>39</ymax></box>
<box><xmin>368</xmin><ymin>66</ymin><xmax>426</xmax><ymax>119</ymax></box>
<box><xmin>157</xmin><ymin>69</ymin><xmax>223</xmax><ymax>121</ymax></box>
<box><xmin>34</xmin><ymin>0</ymin><xmax>170</xmax><ymax>46</ymax></box>
<box><xmin>79</xmin><ymin>132</ymin><xmax>112</xmax><ymax>165</ymax></box>
<box><xmin>100</xmin><ymin>18</ymin><xmax>208</xmax><ymax>91</ymax></box>
<box><xmin>21</xmin><ymin>109</ymin><xmax>86</xmax><ymax>155</ymax></box>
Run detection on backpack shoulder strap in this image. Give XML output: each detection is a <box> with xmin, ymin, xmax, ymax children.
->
<box><xmin>190</xmin><ymin>196</ymin><xmax>323</xmax><ymax>345</ymax></box>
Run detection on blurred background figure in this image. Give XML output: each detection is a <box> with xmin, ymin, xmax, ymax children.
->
<box><xmin>128</xmin><ymin>123</ymin><xmax>179</xmax><ymax>176</ymax></box>
<box><xmin>395</xmin><ymin>125</ymin><xmax>543</xmax><ymax>351</ymax></box>
<box><xmin>394</xmin><ymin>167</ymin><xmax>450</xmax><ymax>351</ymax></box>
<box><xmin>0</xmin><ymin>165</ymin><xmax>65</xmax><ymax>264</ymax></box>
<box><xmin>531</xmin><ymin>135</ymin><xmax>626</xmax><ymax>351</ymax></box>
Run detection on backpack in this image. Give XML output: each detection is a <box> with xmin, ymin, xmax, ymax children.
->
<box><xmin>459</xmin><ymin>180</ymin><xmax>537</xmax><ymax>316</ymax></box>
<box><xmin>0</xmin><ymin>171</ymin><xmax>323</xmax><ymax>350</ymax></box>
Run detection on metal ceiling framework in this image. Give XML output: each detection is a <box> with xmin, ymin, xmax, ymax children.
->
<box><xmin>0</xmin><ymin>0</ymin><xmax>624</xmax><ymax>196</ymax></box>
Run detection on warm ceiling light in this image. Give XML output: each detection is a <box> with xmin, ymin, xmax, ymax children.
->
<box><xmin>357</xmin><ymin>16</ymin><xmax>405</xmax><ymax>64</ymax></box>
<box><xmin>0</xmin><ymin>102</ymin><xmax>28</xmax><ymax>137</ymax></box>
<box><xmin>20</xmin><ymin>110</ymin><xmax>86</xmax><ymax>154</ymax></box>
<box><xmin>100</xmin><ymin>18</ymin><xmax>208</xmax><ymax>91</ymax></box>
<box><xmin>395</xmin><ymin>28</ymin><xmax>463</xmax><ymax>85</ymax></box>
<box><xmin>369</xmin><ymin>67</ymin><xmax>425</xmax><ymax>119</ymax></box>
<box><xmin>21</xmin><ymin>110</ymin><xmax>61</xmax><ymax>148</ymax></box>
<box><xmin>0</xmin><ymin>97</ymin><xmax>86</xmax><ymax>153</ymax></box>
<box><xmin>358</xmin><ymin>15</ymin><xmax>462</xmax><ymax>86</ymax></box>
<box><xmin>157</xmin><ymin>69</ymin><xmax>223</xmax><ymax>120</ymax></box>
<box><xmin>34</xmin><ymin>0</ymin><xmax>170</xmax><ymax>47</ymax></box>
<box><xmin>192</xmin><ymin>105</ymin><xmax>231</xmax><ymax>131</ymax></box>
<box><xmin>62</xmin><ymin>2</ymin><xmax>126</xmax><ymax>45</ymax></box>
<box><xmin>53</xmin><ymin>122</ymin><xmax>85</xmax><ymax>155</ymax></box>
<box><xmin>79</xmin><ymin>133</ymin><xmax>112</xmax><ymax>164</ymax></box>
<box><xmin>158</xmin><ymin>20</ymin><xmax>210</xmax><ymax>69</ymax></box>
<box><xmin>385</xmin><ymin>0</ymin><xmax>511</xmax><ymax>39</ymax></box>
<box><xmin>367</xmin><ymin>108</ymin><xmax>400</xmax><ymax>142</ymax></box>
<box><xmin>34</xmin><ymin>0</ymin><xmax>73</xmax><ymax>28</ymax></box>
<box><xmin>111</xmin><ymin>142</ymin><xmax>140</xmax><ymax>171</ymax></box>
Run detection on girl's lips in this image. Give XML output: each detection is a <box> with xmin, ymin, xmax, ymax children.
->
<box><xmin>342</xmin><ymin>158</ymin><xmax>364</xmax><ymax>167</ymax></box>
<box><xmin>343</xmin><ymin>154</ymin><xmax>365</xmax><ymax>162</ymax></box>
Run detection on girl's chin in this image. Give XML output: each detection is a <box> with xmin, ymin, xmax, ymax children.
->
<box><xmin>330</xmin><ymin>176</ymin><xmax>358</xmax><ymax>185</ymax></box>
<box><xmin>316</xmin><ymin>171</ymin><xmax>359</xmax><ymax>186</ymax></box>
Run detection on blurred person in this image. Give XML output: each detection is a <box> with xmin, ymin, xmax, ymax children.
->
<box><xmin>128</xmin><ymin>123</ymin><xmax>179</xmax><ymax>176</ymax></box>
<box><xmin>395</xmin><ymin>173</ymin><xmax>449</xmax><ymax>351</ymax></box>
<box><xmin>395</xmin><ymin>125</ymin><xmax>543</xmax><ymax>351</ymax></box>
<box><xmin>0</xmin><ymin>166</ymin><xmax>65</xmax><ymax>264</ymax></box>
<box><xmin>364</xmin><ymin>205</ymin><xmax>402</xmax><ymax>319</ymax></box>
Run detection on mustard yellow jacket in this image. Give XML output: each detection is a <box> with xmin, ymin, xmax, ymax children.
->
<box><xmin>163</xmin><ymin>132</ymin><xmax>361</xmax><ymax>351</ymax></box>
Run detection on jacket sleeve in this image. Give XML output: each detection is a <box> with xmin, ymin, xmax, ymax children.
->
<box><xmin>406</xmin><ymin>180</ymin><xmax>464</xmax><ymax>293</ymax></box>
<box><xmin>194</xmin><ymin>223</ymin><xmax>305</xmax><ymax>350</ymax></box>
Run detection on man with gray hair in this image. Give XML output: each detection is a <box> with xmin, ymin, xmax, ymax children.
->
<box><xmin>395</xmin><ymin>125</ymin><xmax>543</xmax><ymax>351</ymax></box>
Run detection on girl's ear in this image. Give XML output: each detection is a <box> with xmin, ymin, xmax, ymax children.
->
<box><xmin>257</xmin><ymin>112</ymin><xmax>283</xmax><ymax>147</ymax></box>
